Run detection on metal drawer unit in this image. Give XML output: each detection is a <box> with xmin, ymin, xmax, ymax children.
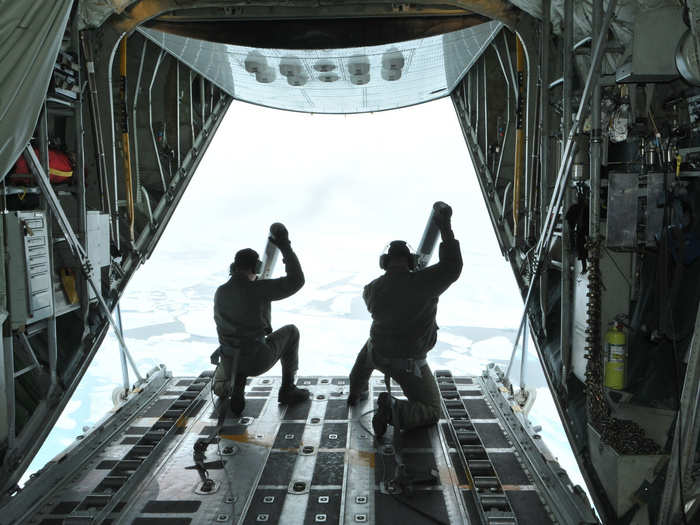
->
<box><xmin>6</xmin><ymin>211</ymin><xmax>54</xmax><ymax>328</ymax></box>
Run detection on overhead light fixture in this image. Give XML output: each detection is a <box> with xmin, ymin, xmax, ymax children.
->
<box><xmin>255</xmin><ymin>66</ymin><xmax>276</xmax><ymax>83</ymax></box>
<box><xmin>279</xmin><ymin>56</ymin><xmax>303</xmax><ymax>77</ymax></box>
<box><xmin>381</xmin><ymin>68</ymin><xmax>401</xmax><ymax>81</ymax></box>
<box><xmin>347</xmin><ymin>56</ymin><xmax>370</xmax><ymax>76</ymax></box>
<box><xmin>318</xmin><ymin>73</ymin><xmax>339</xmax><ymax>83</ymax></box>
<box><xmin>287</xmin><ymin>74</ymin><xmax>308</xmax><ymax>86</ymax></box>
<box><xmin>382</xmin><ymin>48</ymin><xmax>405</xmax><ymax>71</ymax></box>
<box><xmin>350</xmin><ymin>74</ymin><xmax>370</xmax><ymax>85</ymax></box>
<box><xmin>244</xmin><ymin>51</ymin><xmax>267</xmax><ymax>73</ymax></box>
<box><xmin>314</xmin><ymin>61</ymin><xmax>336</xmax><ymax>72</ymax></box>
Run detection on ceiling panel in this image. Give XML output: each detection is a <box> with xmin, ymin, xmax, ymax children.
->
<box><xmin>139</xmin><ymin>20</ymin><xmax>502</xmax><ymax>113</ymax></box>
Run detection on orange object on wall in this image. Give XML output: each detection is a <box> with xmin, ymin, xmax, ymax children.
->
<box><xmin>11</xmin><ymin>147</ymin><xmax>73</xmax><ymax>184</ymax></box>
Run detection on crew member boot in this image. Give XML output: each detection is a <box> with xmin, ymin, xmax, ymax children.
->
<box><xmin>278</xmin><ymin>384</ymin><xmax>310</xmax><ymax>405</ymax></box>
<box><xmin>372</xmin><ymin>392</ymin><xmax>393</xmax><ymax>438</ymax></box>
<box><xmin>230</xmin><ymin>375</ymin><xmax>247</xmax><ymax>415</ymax></box>
<box><xmin>278</xmin><ymin>370</ymin><xmax>310</xmax><ymax>405</ymax></box>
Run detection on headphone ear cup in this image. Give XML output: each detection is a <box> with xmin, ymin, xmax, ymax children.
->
<box><xmin>410</xmin><ymin>254</ymin><xmax>419</xmax><ymax>270</ymax></box>
<box><xmin>379</xmin><ymin>254</ymin><xmax>387</xmax><ymax>270</ymax></box>
<box><xmin>255</xmin><ymin>260</ymin><xmax>263</xmax><ymax>274</ymax></box>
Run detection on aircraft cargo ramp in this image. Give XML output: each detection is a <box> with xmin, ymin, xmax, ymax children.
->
<box><xmin>5</xmin><ymin>368</ymin><xmax>594</xmax><ymax>524</ymax></box>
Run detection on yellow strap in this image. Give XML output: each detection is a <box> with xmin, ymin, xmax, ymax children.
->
<box><xmin>49</xmin><ymin>167</ymin><xmax>73</xmax><ymax>178</ymax></box>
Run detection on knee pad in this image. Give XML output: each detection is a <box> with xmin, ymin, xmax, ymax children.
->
<box><xmin>213</xmin><ymin>365</ymin><xmax>230</xmax><ymax>397</ymax></box>
<box><xmin>213</xmin><ymin>380</ymin><xmax>229</xmax><ymax>398</ymax></box>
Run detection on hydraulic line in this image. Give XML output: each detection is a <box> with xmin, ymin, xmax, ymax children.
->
<box><xmin>119</xmin><ymin>37</ymin><xmax>135</xmax><ymax>241</ymax></box>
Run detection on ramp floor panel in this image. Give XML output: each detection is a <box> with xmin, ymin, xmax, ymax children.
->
<box><xmin>25</xmin><ymin>374</ymin><xmax>557</xmax><ymax>524</ymax></box>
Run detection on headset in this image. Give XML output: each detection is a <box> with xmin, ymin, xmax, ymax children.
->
<box><xmin>231</xmin><ymin>249</ymin><xmax>263</xmax><ymax>275</ymax></box>
<box><xmin>379</xmin><ymin>240</ymin><xmax>419</xmax><ymax>271</ymax></box>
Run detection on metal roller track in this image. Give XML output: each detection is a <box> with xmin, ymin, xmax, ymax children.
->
<box><xmin>65</xmin><ymin>372</ymin><xmax>211</xmax><ymax>524</ymax></box>
<box><xmin>435</xmin><ymin>370</ymin><xmax>517</xmax><ymax>525</ymax></box>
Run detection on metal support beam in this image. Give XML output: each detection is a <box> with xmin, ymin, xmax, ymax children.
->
<box><xmin>189</xmin><ymin>70</ymin><xmax>195</xmax><ymax>146</ymax></box>
<box><xmin>200</xmin><ymin>75</ymin><xmax>206</xmax><ymax>131</ymax></box>
<box><xmin>115</xmin><ymin>304</ymin><xmax>131</xmax><ymax>397</ymax></box>
<box><xmin>23</xmin><ymin>146</ymin><xmax>143</xmax><ymax>385</ymax></box>
<box><xmin>38</xmin><ymin>106</ymin><xmax>59</xmax><ymax>397</ymax></box>
<box><xmin>520</xmin><ymin>320</ymin><xmax>528</xmax><ymax>389</ymax></box>
<box><xmin>19</xmin><ymin>333</ymin><xmax>42</xmax><ymax>370</ymax></box>
<box><xmin>148</xmin><ymin>49</ymin><xmax>167</xmax><ymax>193</ymax></box>
<box><xmin>560</xmin><ymin>0</ymin><xmax>575</xmax><ymax>388</ymax></box>
<box><xmin>176</xmin><ymin>60</ymin><xmax>181</xmax><ymax>169</ymax></box>
<box><xmin>1</xmin><ymin>332</ymin><xmax>16</xmax><ymax>451</ymax></box>
<box><xmin>73</xmin><ymin>21</ymin><xmax>90</xmax><ymax>328</ymax></box>
<box><xmin>482</xmin><ymin>58</ymin><xmax>488</xmax><ymax>168</ymax></box>
<box><xmin>108</xmin><ymin>36</ymin><xmax>124</xmax><ymax>249</ymax></box>
<box><xmin>133</xmin><ymin>39</ymin><xmax>147</xmax><ymax>206</ymax></box>
<box><xmin>658</xmin><ymin>305</ymin><xmax>700</xmax><ymax>524</ymax></box>
<box><xmin>539</xmin><ymin>0</ymin><xmax>552</xmax><ymax>340</ymax></box>
<box><xmin>505</xmin><ymin>312</ymin><xmax>527</xmax><ymax>380</ymax></box>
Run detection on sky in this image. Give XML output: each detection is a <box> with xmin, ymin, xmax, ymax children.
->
<box><xmin>25</xmin><ymin>96</ymin><xmax>588</xmax><ymax>501</ymax></box>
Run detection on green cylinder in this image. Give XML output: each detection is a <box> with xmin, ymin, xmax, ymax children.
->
<box><xmin>604</xmin><ymin>326</ymin><xmax>626</xmax><ymax>390</ymax></box>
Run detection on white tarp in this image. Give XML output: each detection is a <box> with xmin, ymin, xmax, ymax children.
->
<box><xmin>0</xmin><ymin>0</ymin><xmax>73</xmax><ymax>180</ymax></box>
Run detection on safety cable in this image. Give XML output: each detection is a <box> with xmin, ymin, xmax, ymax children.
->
<box><xmin>355</xmin><ymin>408</ymin><xmax>449</xmax><ymax>525</ymax></box>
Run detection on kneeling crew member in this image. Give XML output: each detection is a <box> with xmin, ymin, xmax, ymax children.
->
<box><xmin>213</xmin><ymin>225</ymin><xmax>310</xmax><ymax>414</ymax></box>
<box><xmin>348</xmin><ymin>203</ymin><xmax>463</xmax><ymax>436</ymax></box>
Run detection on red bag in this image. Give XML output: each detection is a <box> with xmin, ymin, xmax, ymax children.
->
<box><xmin>11</xmin><ymin>147</ymin><xmax>73</xmax><ymax>184</ymax></box>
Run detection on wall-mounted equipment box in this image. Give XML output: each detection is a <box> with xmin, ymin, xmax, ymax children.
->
<box><xmin>86</xmin><ymin>211</ymin><xmax>110</xmax><ymax>299</ymax></box>
<box><xmin>6</xmin><ymin>211</ymin><xmax>54</xmax><ymax>328</ymax></box>
<box><xmin>616</xmin><ymin>6</ymin><xmax>685</xmax><ymax>83</ymax></box>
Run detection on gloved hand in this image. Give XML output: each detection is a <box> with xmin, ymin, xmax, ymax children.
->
<box><xmin>433</xmin><ymin>201</ymin><xmax>453</xmax><ymax>235</ymax></box>
<box><xmin>269</xmin><ymin>222</ymin><xmax>291</xmax><ymax>250</ymax></box>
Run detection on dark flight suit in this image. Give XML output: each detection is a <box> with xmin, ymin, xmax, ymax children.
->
<box><xmin>350</xmin><ymin>238</ymin><xmax>463</xmax><ymax>429</ymax></box>
<box><xmin>213</xmin><ymin>245</ymin><xmax>304</xmax><ymax>397</ymax></box>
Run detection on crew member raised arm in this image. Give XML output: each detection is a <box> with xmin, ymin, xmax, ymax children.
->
<box><xmin>348</xmin><ymin>202</ymin><xmax>463</xmax><ymax>436</ymax></box>
<box><xmin>212</xmin><ymin>223</ymin><xmax>309</xmax><ymax>415</ymax></box>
